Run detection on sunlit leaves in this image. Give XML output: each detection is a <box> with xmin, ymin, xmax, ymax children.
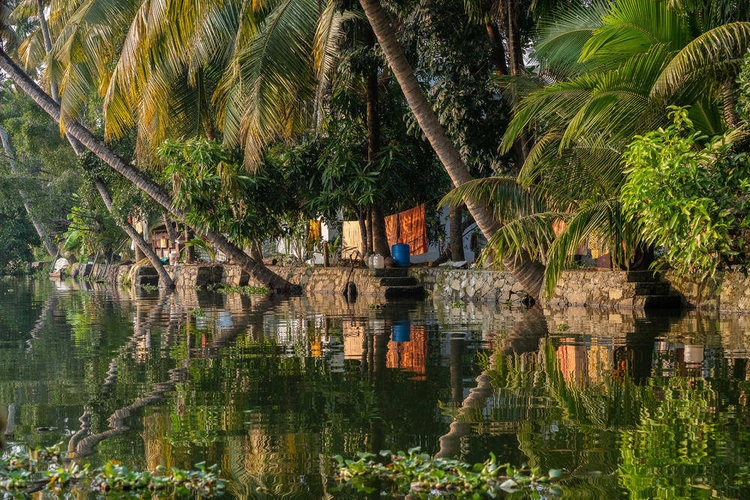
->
<box><xmin>621</xmin><ymin>106</ymin><xmax>750</xmax><ymax>278</ymax></box>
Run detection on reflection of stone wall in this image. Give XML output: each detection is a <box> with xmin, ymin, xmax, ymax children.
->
<box><xmin>543</xmin><ymin>306</ymin><xmax>644</xmax><ymax>340</ymax></box>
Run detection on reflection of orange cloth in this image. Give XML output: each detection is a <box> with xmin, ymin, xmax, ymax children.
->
<box><xmin>384</xmin><ymin>205</ymin><xmax>428</xmax><ymax>255</ymax></box>
<box><xmin>556</xmin><ymin>343</ymin><xmax>588</xmax><ymax>385</ymax></box>
<box><xmin>386</xmin><ymin>325</ymin><xmax>427</xmax><ymax>375</ymax></box>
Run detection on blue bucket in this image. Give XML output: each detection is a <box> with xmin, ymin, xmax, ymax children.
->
<box><xmin>392</xmin><ymin>243</ymin><xmax>410</xmax><ymax>267</ymax></box>
<box><xmin>391</xmin><ymin>321</ymin><xmax>411</xmax><ymax>342</ymax></box>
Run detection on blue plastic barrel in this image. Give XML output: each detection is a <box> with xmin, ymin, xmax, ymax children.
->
<box><xmin>392</xmin><ymin>243</ymin><xmax>410</xmax><ymax>267</ymax></box>
<box><xmin>391</xmin><ymin>321</ymin><xmax>411</xmax><ymax>342</ymax></box>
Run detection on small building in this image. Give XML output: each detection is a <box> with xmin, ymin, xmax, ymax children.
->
<box><xmin>149</xmin><ymin>224</ymin><xmax>187</xmax><ymax>262</ymax></box>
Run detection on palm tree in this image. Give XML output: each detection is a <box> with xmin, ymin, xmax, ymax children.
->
<box><xmin>358</xmin><ymin>0</ymin><xmax>546</xmax><ymax>300</ymax></box>
<box><xmin>447</xmin><ymin>0</ymin><xmax>750</xmax><ymax>297</ymax></box>
<box><xmin>9</xmin><ymin>0</ymin><xmax>176</xmax><ymax>285</ymax></box>
<box><xmin>0</xmin><ymin>48</ymin><xmax>298</xmax><ymax>292</ymax></box>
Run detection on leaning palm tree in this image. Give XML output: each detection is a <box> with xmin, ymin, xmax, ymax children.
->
<box><xmin>446</xmin><ymin>0</ymin><xmax>750</xmax><ymax>298</ymax></box>
<box><xmin>0</xmin><ymin>0</ymin><xmax>309</xmax><ymax>291</ymax></box>
<box><xmin>358</xmin><ymin>0</ymin><xmax>548</xmax><ymax>300</ymax></box>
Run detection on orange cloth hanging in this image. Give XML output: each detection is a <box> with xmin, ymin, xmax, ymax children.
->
<box><xmin>384</xmin><ymin>204</ymin><xmax>428</xmax><ymax>255</ymax></box>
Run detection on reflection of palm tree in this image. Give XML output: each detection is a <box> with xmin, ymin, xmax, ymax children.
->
<box><xmin>68</xmin><ymin>292</ymin><xmax>278</xmax><ymax>460</ymax></box>
<box><xmin>436</xmin><ymin>306</ymin><xmax>547</xmax><ymax>459</ymax></box>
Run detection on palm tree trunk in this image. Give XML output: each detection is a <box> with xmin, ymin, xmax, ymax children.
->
<box><xmin>94</xmin><ymin>179</ymin><xmax>175</xmax><ymax>289</ymax></box>
<box><xmin>358</xmin><ymin>0</ymin><xmax>499</xmax><ymax>237</ymax></box>
<box><xmin>358</xmin><ymin>0</ymin><xmax>544</xmax><ymax>300</ymax></box>
<box><xmin>505</xmin><ymin>0</ymin><xmax>525</xmax><ymax>77</ymax></box>
<box><xmin>36</xmin><ymin>0</ymin><xmax>60</xmax><ymax>103</ymax></box>
<box><xmin>365</xmin><ymin>26</ymin><xmax>391</xmax><ymax>257</ymax></box>
<box><xmin>0</xmin><ymin>126</ymin><xmax>57</xmax><ymax>257</ymax></box>
<box><xmin>0</xmin><ymin>48</ymin><xmax>297</xmax><ymax>293</ymax></box>
<box><xmin>723</xmin><ymin>80</ymin><xmax>741</xmax><ymax>129</ymax></box>
<box><xmin>485</xmin><ymin>20</ymin><xmax>508</xmax><ymax>75</ymax></box>
<box><xmin>449</xmin><ymin>206</ymin><xmax>465</xmax><ymax>261</ymax></box>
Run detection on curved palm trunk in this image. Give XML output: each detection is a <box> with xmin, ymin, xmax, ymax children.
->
<box><xmin>365</xmin><ymin>26</ymin><xmax>390</xmax><ymax>257</ymax></box>
<box><xmin>358</xmin><ymin>0</ymin><xmax>544</xmax><ymax>300</ymax></box>
<box><xmin>94</xmin><ymin>179</ymin><xmax>175</xmax><ymax>289</ymax></box>
<box><xmin>36</xmin><ymin>0</ymin><xmax>60</xmax><ymax>103</ymax></box>
<box><xmin>0</xmin><ymin>127</ymin><xmax>57</xmax><ymax>257</ymax></box>
<box><xmin>0</xmin><ymin>49</ymin><xmax>297</xmax><ymax>294</ymax></box>
<box><xmin>449</xmin><ymin>205</ymin><xmax>465</xmax><ymax>261</ymax></box>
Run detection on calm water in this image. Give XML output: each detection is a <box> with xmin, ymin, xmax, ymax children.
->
<box><xmin>1</xmin><ymin>277</ymin><xmax>749</xmax><ymax>498</ymax></box>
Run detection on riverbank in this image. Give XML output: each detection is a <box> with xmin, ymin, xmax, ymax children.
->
<box><xmin>62</xmin><ymin>261</ymin><xmax>750</xmax><ymax>312</ymax></box>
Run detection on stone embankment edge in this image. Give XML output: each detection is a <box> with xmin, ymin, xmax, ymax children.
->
<box><xmin>68</xmin><ymin>262</ymin><xmax>750</xmax><ymax>312</ymax></box>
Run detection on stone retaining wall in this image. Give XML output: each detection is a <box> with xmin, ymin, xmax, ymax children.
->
<box><xmin>546</xmin><ymin>269</ymin><xmax>648</xmax><ymax>309</ymax></box>
<box><xmin>409</xmin><ymin>268</ymin><xmax>525</xmax><ymax>304</ymax></box>
<box><xmin>662</xmin><ymin>270</ymin><xmax>750</xmax><ymax>312</ymax></box>
<box><xmin>74</xmin><ymin>262</ymin><xmax>750</xmax><ymax>312</ymax></box>
<box><xmin>247</xmin><ymin>266</ymin><xmax>396</xmax><ymax>297</ymax></box>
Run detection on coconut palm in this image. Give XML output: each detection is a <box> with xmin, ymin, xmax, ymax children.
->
<box><xmin>0</xmin><ymin>47</ymin><xmax>300</xmax><ymax>291</ymax></box>
<box><xmin>445</xmin><ymin>0</ymin><xmax>750</xmax><ymax>297</ymax></box>
<box><xmin>358</xmin><ymin>0</ymin><xmax>550</xmax><ymax>300</ymax></box>
<box><xmin>39</xmin><ymin>0</ymin><xmax>340</xmax><ymax>167</ymax></box>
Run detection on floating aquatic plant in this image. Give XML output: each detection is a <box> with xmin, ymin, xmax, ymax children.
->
<box><xmin>334</xmin><ymin>448</ymin><xmax>563</xmax><ymax>498</ymax></box>
<box><xmin>0</xmin><ymin>443</ymin><xmax>225</xmax><ymax>497</ymax></box>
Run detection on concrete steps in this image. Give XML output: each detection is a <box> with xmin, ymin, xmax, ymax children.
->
<box><xmin>628</xmin><ymin>271</ymin><xmax>682</xmax><ymax>309</ymax></box>
<box><xmin>361</xmin><ymin>268</ymin><xmax>425</xmax><ymax>300</ymax></box>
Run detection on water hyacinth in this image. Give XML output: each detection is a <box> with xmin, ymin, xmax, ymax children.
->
<box><xmin>334</xmin><ymin>448</ymin><xmax>564</xmax><ymax>498</ymax></box>
<box><xmin>0</xmin><ymin>443</ymin><xmax>225</xmax><ymax>497</ymax></box>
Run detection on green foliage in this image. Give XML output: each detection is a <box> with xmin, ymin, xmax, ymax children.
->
<box><xmin>62</xmin><ymin>194</ymin><xmax>125</xmax><ymax>263</ymax></box>
<box><xmin>622</xmin><ymin>106</ymin><xmax>750</xmax><ymax>278</ymax></box>
<box><xmin>0</xmin><ymin>442</ymin><xmax>225</xmax><ymax>496</ymax></box>
<box><xmin>335</xmin><ymin>448</ymin><xmax>563</xmax><ymax>498</ymax></box>
<box><xmin>739</xmin><ymin>49</ymin><xmax>750</xmax><ymax>122</ymax></box>
<box><xmin>159</xmin><ymin>138</ymin><xmax>304</xmax><ymax>246</ymax></box>
<box><xmin>400</xmin><ymin>0</ymin><xmax>512</xmax><ymax>173</ymax></box>
<box><xmin>0</xmin><ymin>206</ymin><xmax>38</xmax><ymax>274</ymax></box>
<box><xmin>92</xmin><ymin>461</ymin><xmax>225</xmax><ymax>496</ymax></box>
<box><xmin>218</xmin><ymin>284</ymin><xmax>270</xmax><ymax>296</ymax></box>
<box><xmin>0</xmin><ymin>84</ymin><xmax>80</xmax><ymax>256</ymax></box>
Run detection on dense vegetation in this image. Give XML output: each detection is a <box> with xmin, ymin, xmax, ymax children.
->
<box><xmin>0</xmin><ymin>0</ymin><xmax>747</xmax><ymax>296</ymax></box>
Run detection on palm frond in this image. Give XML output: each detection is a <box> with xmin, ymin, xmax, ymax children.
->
<box><xmin>313</xmin><ymin>3</ymin><xmax>358</xmax><ymax>131</ymax></box>
<box><xmin>16</xmin><ymin>28</ymin><xmax>46</xmax><ymax>71</ymax></box>
<box><xmin>9</xmin><ymin>0</ymin><xmax>38</xmax><ymax>22</ymax></box>
<box><xmin>501</xmin><ymin>80</ymin><xmax>595</xmax><ymax>153</ymax></box>
<box><xmin>543</xmin><ymin>197</ymin><xmax>633</xmax><ymax>297</ymax></box>
<box><xmin>481</xmin><ymin>211</ymin><xmax>561</xmax><ymax>266</ymax></box>
<box><xmin>652</xmin><ymin>22</ymin><xmax>750</xmax><ymax>97</ymax></box>
<box><xmin>234</xmin><ymin>0</ymin><xmax>319</xmax><ymax>167</ymax></box>
<box><xmin>533</xmin><ymin>0</ymin><xmax>609</xmax><ymax>79</ymax></box>
<box><xmin>492</xmin><ymin>74</ymin><xmax>546</xmax><ymax>109</ymax></box>
<box><xmin>560</xmin><ymin>46</ymin><xmax>670</xmax><ymax>149</ymax></box>
<box><xmin>439</xmin><ymin>176</ymin><xmax>547</xmax><ymax>222</ymax></box>
<box><xmin>584</xmin><ymin>0</ymin><xmax>689</xmax><ymax>64</ymax></box>
<box><xmin>48</xmin><ymin>0</ymin><xmax>141</xmax><ymax>127</ymax></box>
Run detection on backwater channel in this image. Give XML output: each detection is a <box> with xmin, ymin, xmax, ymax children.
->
<box><xmin>1</xmin><ymin>276</ymin><xmax>750</xmax><ymax>498</ymax></box>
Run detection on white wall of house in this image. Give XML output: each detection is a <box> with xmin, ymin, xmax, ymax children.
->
<box><xmin>409</xmin><ymin>207</ymin><xmax>479</xmax><ymax>265</ymax></box>
<box><xmin>273</xmin><ymin>207</ymin><xmax>482</xmax><ymax>266</ymax></box>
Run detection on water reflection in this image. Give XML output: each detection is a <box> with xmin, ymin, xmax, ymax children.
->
<box><xmin>2</xmin><ymin>278</ymin><xmax>750</xmax><ymax>497</ymax></box>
